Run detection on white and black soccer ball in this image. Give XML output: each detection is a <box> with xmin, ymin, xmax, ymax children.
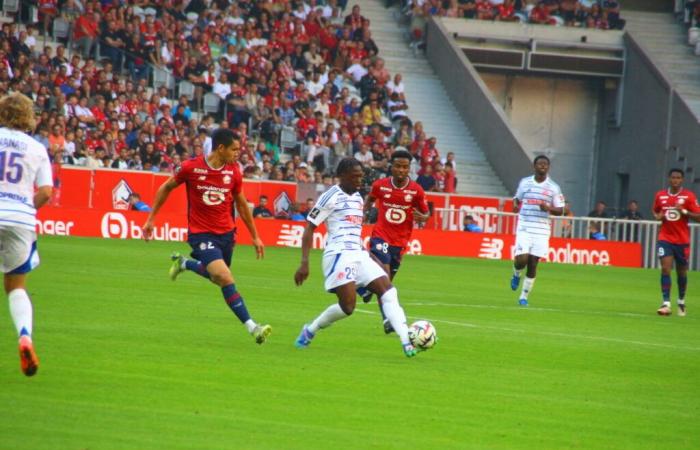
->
<box><xmin>408</xmin><ymin>320</ymin><xmax>437</xmax><ymax>350</ymax></box>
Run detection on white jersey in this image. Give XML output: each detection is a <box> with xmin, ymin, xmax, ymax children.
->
<box><xmin>514</xmin><ymin>175</ymin><xmax>565</xmax><ymax>237</ymax></box>
<box><xmin>307</xmin><ymin>185</ymin><xmax>364</xmax><ymax>255</ymax></box>
<box><xmin>0</xmin><ymin>127</ymin><xmax>53</xmax><ymax>231</ymax></box>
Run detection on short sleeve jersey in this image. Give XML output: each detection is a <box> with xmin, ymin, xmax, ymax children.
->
<box><xmin>307</xmin><ymin>185</ymin><xmax>364</xmax><ymax>255</ymax></box>
<box><xmin>653</xmin><ymin>188</ymin><xmax>700</xmax><ymax>245</ymax></box>
<box><xmin>514</xmin><ymin>175</ymin><xmax>565</xmax><ymax>237</ymax></box>
<box><xmin>174</xmin><ymin>155</ymin><xmax>242</xmax><ymax>235</ymax></box>
<box><xmin>0</xmin><ymin>127</ymin><xmax>53</xmax><ymax>231</ymax></box>
<box><xmin>370</xmin><ymin>177</ymin><xmax>429</xmax><ymax>248</ymax></box>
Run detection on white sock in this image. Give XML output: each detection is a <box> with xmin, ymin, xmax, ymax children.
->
<box><xmin>662</xmin><ymin>300</ymin><xmax>671</xmax><ymax>307</ymax></box>
<box><xmin>245</xmin><ymin>319</ymin><xmax>257</xmax><ymax>333</ymax></box>
<box><xmin>380</xmin><ymin>287</ymin><xmax>411</xmax><ymax>346</ymax></box>
<box><xmin>521</xmin><ymin>277</ymin><xmax>535</xmax><ymax>300</ymax></box>
<box><xmin>513</xmin><ymin>265</ymin><xmax>522</xmax><ymax>277</ymax></box>
<box><xmin>677</xmin><ymin>299</ymin><xmax>685</xmax><ymax>306</ymax></box>
<box><xmin>308</xmin><ymin>303</ymin><xmax>348</xmax><ymax>334</ymax></box>
<box><xmin>9</xmin><ymin>289</ymin><xmax>32</xmax><ymax>338</ymax></box>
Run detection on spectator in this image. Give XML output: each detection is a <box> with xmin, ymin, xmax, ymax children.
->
<box><xmin>622</xmin><ymin>199</ymin><xmax>643</xmax><ymax>242</ymax></box>
<box><xmin>463</xmin><ymin>215</ymin><xmax>483</xmax><ymax>232</ymax></box>
<box><xmin>128</xmin><ymin>193</ymin><xmax>152</xmax><ymax>212</ymax></box>
<box><xmin>588</xmin><ymin>200</ymin><xmax>608</xmax><ymax>218</ymax></box>
<box><xmin>589</xmin><ymin>222</ymin><xmax>607</xmax><ymax>240</ymax></box>
<box><xmin>253</xmin><ymin>195</ymin><xmax>274</xmax><ymax>219</ymax></box>
<box><xmin>416</xmin><ymin>164</ymin><xmax>437</xmax><ymax>192</ymax></box>
<box><xmin>289</xmin><ymin>203</ymin><xmax>306</xmax><ymax>221</ymax></box>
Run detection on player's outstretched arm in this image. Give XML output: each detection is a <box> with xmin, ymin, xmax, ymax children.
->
<box><xmin>142</xmin><ymin>177</ymin><xmax>179</xmax><ymax>241</ymax></box>
<box><xmin>512</xmin><ymin>198</ymin><xmax>521</xmax><ymax>213</ymax></box>
<box><xmin>234</xmin><ymin>191</ymin><xmax>264</xmax><ymax>259</ymax></box>
<box><xmin>363</xmin><ymin>193</ymin><xmax>375</xmax><ymax>223</ymax></box>
<box><xmin>33</xmin><ymin>186</ymin><xmax>53</xmax><ymax>210</ymax></box>
<box><xmin>294</xmin><ymin>222</ymin><xmax>316</xmax><ymax>286</ymax></box>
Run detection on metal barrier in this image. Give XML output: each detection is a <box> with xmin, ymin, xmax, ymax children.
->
<box><xmin>433</xmin><ymin>208</ymin><xmax>700</xmax><ymax>270</ymax></box>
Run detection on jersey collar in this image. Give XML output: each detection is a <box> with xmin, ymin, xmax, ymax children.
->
<box><xmin>391</xmin><ymin>177</ymin><xmax>409</xmax><ymax>190</ymax></box>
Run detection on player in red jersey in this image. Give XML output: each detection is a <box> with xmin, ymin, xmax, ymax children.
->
<box><xmin>652</xmin><ymin>168</ymin><xmax>700</xmax><ymax>316</ymax></box>
<box><xmin>361</xmin><ymin>149</ymin><xmax>430</xmax><ymax>333</ymax></box>
<box><xmin>142</xmin><ymin>128</ymin><xmax>272</xmax><ymax>343</ymax></box>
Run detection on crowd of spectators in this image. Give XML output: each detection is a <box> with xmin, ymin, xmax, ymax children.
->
<box><xmin>405</xmin><ymin>0</ymin><xmax>625</xmax><ymax>48</ymax></box>
<box><xmin>3</xmin><ymin>0</ymin><xmax>460</xmax><ymax>194</ymax></box>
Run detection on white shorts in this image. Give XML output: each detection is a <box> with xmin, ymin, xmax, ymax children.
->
<box><xmin>514</xmin><ymin>230</ymin><xmax>550</xmax><ymax>259</ymax></box>
<box><xmin>0</xmin><ymin>227</ymin><xmax>40</xmax><ymax>274</ymax></box>
<box><xmin>322</xmin><ymin>250</ymin><xmax>386</xmax><ymax>292</ymax></box>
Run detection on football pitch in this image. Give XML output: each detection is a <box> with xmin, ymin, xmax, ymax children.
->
<box><xmin>1</xmin><ymin>236</ymin><xmax>698</xmax><ymax>450</ymax></box>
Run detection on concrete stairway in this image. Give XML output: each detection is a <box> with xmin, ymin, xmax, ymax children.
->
<box><xmin>355</xmin><ymin>0</ymin><xmax>509</xmax><ymax>197</ymax></box>
<box><xmin>624</xmin><ymin>10</ymin><xmax>700</xmax><ymax>116</ymax></box>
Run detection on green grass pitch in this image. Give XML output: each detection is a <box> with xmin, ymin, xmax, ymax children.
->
<box><xmin>1</xmin><ymin>236</ymin><xmax>698</xmax><ymax>449</ymax></box>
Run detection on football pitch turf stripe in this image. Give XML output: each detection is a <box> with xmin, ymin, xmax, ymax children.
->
<box><xmin>355</xmin><ymin>309</ymin><xmax>700</xmax><ymax>352</ymax></box>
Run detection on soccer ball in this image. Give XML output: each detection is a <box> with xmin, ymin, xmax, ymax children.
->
<box><xmin>408</xmin><ymin>320</ymin><xmax>437</xmax><ymax>350</ymax></box>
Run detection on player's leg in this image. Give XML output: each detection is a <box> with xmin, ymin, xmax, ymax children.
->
<box><xmin>381</xmin><ymin>249</ymin><xmax>403</xmax><ymax>335</ymax></box>
<box><xmin>3</xmin><ymin>229</ymin><xmax>41</xmax><ymax>376</ymax></box>
<box><xmin>657</xmin><ymin>242</ymin><xmax>674</xmax><ymax>316</ymax></box>
<box><xmin>518</xmin><ymin>255</ymin><xmax>540</xmax><ymax>306</ymax></box>
<box><xmin>170</xmin><ymin>233</ymin><xmax>212</xmax><ymax>281</ymax></box>
<box><xmin>358</xmin><ymin>239</ymin><xmax>390</xmax><ymax>303</ymax></box>
<box><xmin>511</xmin><ymin>232</ymin><xmax>530</xmax><ymax>290</ymax></box>
<box><xmin>296</xmin><ymin>254</ymin><xmax>357</xmax><ymax>348</ymax></box>
<box><xmin>675</xmin><ymin>245</ymin><xmax>690</xmax><ymax>317</ymax></box>
<box><xmin>361</xmin><ymin>253</ymin><xmax>414</xmax><ymax>357</ymax></box>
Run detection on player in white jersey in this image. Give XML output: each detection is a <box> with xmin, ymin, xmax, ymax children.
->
<box><xmin>0</xmin><ymin>93</ymin><xmax>53</xmax><ymax>376</ymax></box>
<box><xmin>293</xmin><ymin>158</ymin><xmax>417</xmax><ymax>357</ymax></box>
<box><xmin>510</xmin><ymin>155</ymin><xmax>564</xmax><ymax>306</ymax></box>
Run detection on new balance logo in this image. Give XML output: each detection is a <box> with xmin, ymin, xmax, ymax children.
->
<box><xmin>276</xmin><ymin>224</ymin><xmax>305</xmax><ymax>248</ymax></box>
<box><xmin>479</xmin><ymin>238</ymin><xmax>504</xmax><ymax>259</ymax></box>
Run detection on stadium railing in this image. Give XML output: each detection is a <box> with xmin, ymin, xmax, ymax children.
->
<box><xmin>433</xmin><ymin>208</ymin><xmax>700</xmax><ymax>270</ymax></box>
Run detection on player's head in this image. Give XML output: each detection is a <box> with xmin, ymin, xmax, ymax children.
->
<box><xmin>336</xmin><ymin>157</ymin><xmax>363</xmax><ymax>193</ymax></box>
<box><xmin>668</xmin><ymin>168</ymin><xmax>684</xmax><ymax>189</ymax></box>
<box><xmin>533</xmin><ymin>155</ymin><xmax>550</xmax><ymax>177</ymax></box>
<box><xmin>0</xmin><ymin>93</ymin><xmax>36</xmax><ymax>132</ymax></box>
<box><xmin>390</xmin><ymin>149</ymin><xmax>412</xmax><ymax>184</ymax></box>
<box><xmin>211</xmin><ymin>128</ymin><xmax>240</xmax><ymax>163</ymax></box>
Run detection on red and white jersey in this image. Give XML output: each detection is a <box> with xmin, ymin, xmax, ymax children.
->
<box><xmin>653</xmin><ymin>188</ymin><xmax>700</xmax><ymax>245</ymax></box>
<box><xmin>174</xmin><ymin>155</ymin><xmax>242</xmax><ymax>235</ymax></box>
<box><xmin>370</xmin><ymin>177</ymin><xmax>429</xmax><ymax>248</ymax></box>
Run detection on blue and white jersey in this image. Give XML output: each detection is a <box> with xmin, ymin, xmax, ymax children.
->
<box><xmin>514</xmin><ymin>175</ymin><xmax>565</xmax><ymax>237</ymax></box>
<box><xmin>307</xmin><ymin>185</ymin><xmax>364</xmax><ymax>255</ymax></box>
<box><xmin>0</xmin><ymin>127</ymin><xmax>53</xmax><ymax>231</ymax></box>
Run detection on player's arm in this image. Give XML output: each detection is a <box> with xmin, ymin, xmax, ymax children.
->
<box><xmin>652</xmin><ymin>194</ymin><xmax>663</xmax><ymax>220</ymax></box>
<box><xmin>540</xmin><ymin>190</ymin><xmax>564</xmax><ymax>216</ymax></box>
<box><xmin>294</xmin><ymin>221</ymin><xmax>316</xmax><ymax>286</ymax></box>
<box><xmin>413</xmin><ymin>187</ymin><xmax>430</xmax><ymax>222</ymax></box>
<box><xmin>142</xmin><ymin>177</ymin><xmax>179</xmax><ymax>241</ymax></box>
<box><xmin>34</xmin><ymin>153</ymin><xmax>53</xmax><ymax>209</ymax></box>
<box><xmin>34</xmin><ymin>186</ymin><xmax>53</xmax><ymax>209</ymax></box>
<box><xmin>363</xmin><ymin>192</ymin><xmax>376</xmax><ymax>223</ymax></box>
<box><xmin>234</xmin><ymin>191</ymin><xmax>264</xmax><ymax>259</ymax></box>
<box><xmin>680</xmin><ymin>197</ymin><xmax>700</xmax><ymax>222</ymax></box>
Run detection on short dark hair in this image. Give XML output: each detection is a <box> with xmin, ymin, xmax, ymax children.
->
<box><xmin>336</xmin><ymin>157</ymin><xmax>362</xmax><ymax>176</ymax></box>
<box><xmin>260</xmin><ymin>195</ymin><xmax>268</xmax><ymax>201</ymax></box>
<box><xmin>211</xmin><ymin>128</ymin><xmax>236</xmax><ymax>150</ymax></box>
<box><xmin>534</xmin><ymin>155</ymin><xmax>550</xmax><ymax>165</ymax></box>
<box><xmin>390</xmin><ymin>149</ymin><xmax>412</xmax><ymax>162</ymax></box>
<box><xmin>669</xmin><ymin>168</ymin><xmax>684</xmax><ymax>177</ymax></box>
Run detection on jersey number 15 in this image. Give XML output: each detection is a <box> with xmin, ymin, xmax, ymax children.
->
<box><xmin>0</xmin><ymin>151</ymin><xmax>24</xmax><ymax>184</ymax></box>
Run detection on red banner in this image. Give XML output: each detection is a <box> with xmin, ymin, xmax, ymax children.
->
<box><xmin>36</xmin><ymin>207</ymin><xmax>642</xmax><ymax>267</ymax></box>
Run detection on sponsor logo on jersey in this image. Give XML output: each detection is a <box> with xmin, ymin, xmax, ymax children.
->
<box><xmin>198</xmin><ymin>176</ymin><xmax>206</xmax><ymax>181</ymax></box>
<box><xmin>404</xmin><ymin>194</ymin><xmax>413</xmax><ymax>202</ymax></box>
<box><xmin>223</xmin><ymin>175</ymin><xmax>231</xmax><ymax>184</ymax></box>
<box><xmin>344</xmin><ymin>215</ymin><xmax>363</xmax><ymax>225</ymax></box>
<box><xmin>193</xmin><ymin>168</ymin><xmax>208</xmax><ymax>174</ymax></box>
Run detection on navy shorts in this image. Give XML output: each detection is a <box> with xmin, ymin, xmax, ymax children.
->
<box><xmin>657</xmin><ymin>240</ymin><xmax>690</xmax><ymax>267</ymax></box>
<box><xmin>188</xmin><ymin>231</ymin><xmax>236</xmax><ymax>267</ymax></box>
<box><xmin>369</xmin><ymin>237</ymin><xmax>403</xmax><ymax>276</ymax></box>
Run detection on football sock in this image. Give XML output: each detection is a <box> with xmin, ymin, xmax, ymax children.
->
<box><xmin>308</xmin><ymin>303</ymin><xmax>348</xmax><ymax>334</ymax></box>
<box><xmin>521</xmin><ymin>277</ymin><xmax>535</xmax><ymax>300</ymax></box>
<box><xmin>678</xmin><ymin>275</ymin><xmax>687</xmax><ymax>301</ymax></box>
<box><xmin>513</xmin><ymin>265</ymin><xmax>522</xmax><ymax>276</ymax></box>
<box><xmin>222</xmin><ymin>284</ymin><xmax>253</xmax><ymax>325</ymax></box>
<box><xmin>661</xmin><ymin>274</ymin><xmax>671</xmax><ymax>302</ymax></box>
<box><xmin>185</xmin><ymin>259</ymin><xmax>210</xmax><ymax>279</ymax></box>
<box><xmin>380</xmin><ymin>287</ymin><xmax>410</xmax><ymax>346</ymax></box>
<box><xmin>8</xmin><ymin>289</ymin><xmax>32</xmax><ymax>338</ymax></box>
<box><xmin>678</xmin><ymin>298</ymin><xmax>686</xmax><ymax>307</ymax></box>
<box><xmin>378</xmin><ymin>301</ymin><xmax>387</xmax><ymax>321</ymax></box>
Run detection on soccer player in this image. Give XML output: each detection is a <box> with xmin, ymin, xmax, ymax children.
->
<box><xmin>510</xmin><ymin>155</ymin><xmax>565</xmax><ymax>306</ymax></box>
<box><xmin>360</xmin><ymin>149</ymin><xmax>429</xmax><ymax>333</ymax></box>
<box><xmin>652</xmin><ymin>168</ymin><xmax>700</xmax><ymax>316</ymax></box>
<box><xmin>0</xmin><ymin>93</ymin><xmax>53</xmax><ymax>376</ymax></box>
<box><xmin>293</xmin><ymin>158</ymin><xmax>418</xmax><ymax>357</ymax></box>
<box><xmin>142</xmin><ymin>128</ymin><xmax>272</xmax><ymax>343</ymax></box>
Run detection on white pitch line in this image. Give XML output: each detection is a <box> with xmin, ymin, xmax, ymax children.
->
<box><xmin>355</xmin><ymin>309</ymin><xmax>700</xmax><ymax>352</ymax></box>
<box><xmin>401</xmin><ymin>302</ymin><xmax>660</xmax><ymax>319</ymax></box>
